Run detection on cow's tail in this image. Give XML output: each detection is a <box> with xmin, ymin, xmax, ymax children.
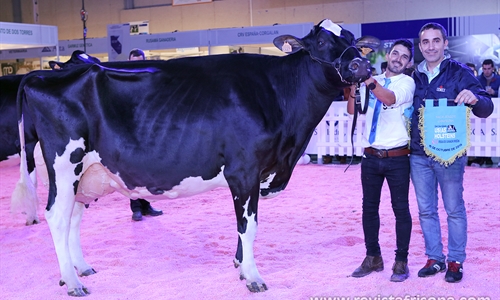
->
<box><xmin>11</xmin><ymin>90</ymin><xmax>39</xmax><ymax>225</ymax></box>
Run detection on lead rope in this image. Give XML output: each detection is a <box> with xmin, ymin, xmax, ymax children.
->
<box><xmin>344</xmin><ymin>85</ymin><xmax>369</xmax><ymax>172</ymax></box>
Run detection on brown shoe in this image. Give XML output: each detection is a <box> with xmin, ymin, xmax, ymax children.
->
<box><xmin>390</xmin><ymin>261</ymin><xmax>409</xmax><ymax>282</ymax></box>
<box><xmin>352</xmin><ymin>256</ymin><xmax>384</xmax><ymax>277</ymax></box>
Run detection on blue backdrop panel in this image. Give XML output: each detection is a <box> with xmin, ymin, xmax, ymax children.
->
<box><xmin>361</xmin><ymin>18</ymin><xmax>449</xmax><ymax>40</ymax></box>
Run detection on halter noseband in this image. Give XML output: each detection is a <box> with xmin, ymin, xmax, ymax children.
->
<box><xmin>308</xmin><ymin>45</ymin><xmax>359</xmax><ymax>85</ymax></box>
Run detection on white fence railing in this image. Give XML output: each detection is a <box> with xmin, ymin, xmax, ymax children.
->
<box><xmin>306</xmin><ymin>99</ymin><xmax>500</xmax><ymax>163</ymax></box>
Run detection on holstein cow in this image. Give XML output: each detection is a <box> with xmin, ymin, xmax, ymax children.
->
<box><xmin>0</xmin><ymin>75</ymin><xmax>24</xmax><ymax>166</ymax></box>
<box><xmin>12</xmin><ymin>20</ymin><xmax>372</xmax><ymax>296</ymax></box>
<box><xmin>1</xmin><ymin>51</ymin><xmax>101</xmax><ymax>225</ymax></box>
<box><xmin>1</xmin><ymin>74</ymin><xmax>41</xmax><ymax>223</ymax></box>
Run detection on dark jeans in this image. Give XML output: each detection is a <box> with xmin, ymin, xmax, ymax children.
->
<box><xmin>130</xmin><ymin>199</ymin><xmax>151</xmax><ymax>213</ymax></box>
<box><xmin>361</xmin><ymin>153</ymin><xmax>412</xmax><ymax>262</ymax></box>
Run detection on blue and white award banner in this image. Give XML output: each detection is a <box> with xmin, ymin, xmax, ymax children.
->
<box><xmin>419</xmin><ymin>98</ymin><xmax>471</xmax><ymax>166</ymax></box>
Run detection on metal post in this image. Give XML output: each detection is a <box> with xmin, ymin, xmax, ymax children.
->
<box><xmin>80</xmin><ymin>0</ymin><xmax>88</xmax><ymax>52</ymax></box>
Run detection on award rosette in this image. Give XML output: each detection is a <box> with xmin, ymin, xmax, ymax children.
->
<box><xmin>418</xmin><ymin>98</ymin><xmax>471</xmax><ymax>166</ymax></box>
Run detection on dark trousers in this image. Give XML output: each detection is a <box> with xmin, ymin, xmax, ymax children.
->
<box><xmin>361</xmin><ymin>154</ymin><xmax>412</xmax><ymax>262</ymax></box>
<box><xmin>130</xmin><ymin>199</ymin><xmax>151</xmax><ymax>212</ymax></box>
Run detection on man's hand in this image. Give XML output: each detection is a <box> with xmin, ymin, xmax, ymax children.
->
<box><xmin>485</xmin><ymin>86</ymin><xmax>494</xmax><ymax>95</ymax></box>
<box><xmin>455</xmin><ymin>89</ymin><xmax>478</xmax><ymax>105</ymax></box>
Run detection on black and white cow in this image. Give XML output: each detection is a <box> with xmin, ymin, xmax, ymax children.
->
<box><xmin>0</xmin><ymin>75</ymin><xmax>24</xmax><ymax>166</ymax></box>
<box><xmin>12</xmin><ymin>20</ymin><xmax>372</xmax><ymax>296</ymax></box>
<box><xmin>1</xmin><ymin>51</ymin><xmax>103</xmax><ymax>225</ymax></box>
<box><xmin>1</xmin><ymin>74</ymin><xmax>42</xmax><ymax>223</ymax></box>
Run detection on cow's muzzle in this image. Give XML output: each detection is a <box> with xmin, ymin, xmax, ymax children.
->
<box><xmin>348</xmin><ymin>57</ymin><xmax>372</xmax><ymax>82</ymax></box>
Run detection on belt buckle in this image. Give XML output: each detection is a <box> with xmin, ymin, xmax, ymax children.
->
<box><xmin>374</xmin><ymin>149</ymin><xmax>386</xmax><ymax>158</ymax></box>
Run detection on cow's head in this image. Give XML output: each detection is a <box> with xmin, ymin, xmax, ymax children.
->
<box><xmin>273</xmin><ymin>19</ymin><xmax>375</xmax><ymax>86</ymax></box>
<box><xmin>49</xmin><ymin>50</ymin><xmax>101</xmax><ymax>70</ymax></box>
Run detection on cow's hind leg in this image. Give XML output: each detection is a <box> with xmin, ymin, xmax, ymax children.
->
<box><xmin>46</xmin><ymin>139</ymin><xmax>90</xmax><ymax>296</ymax></box>
<box><xmin>69</xmin><ymin>202</ymin><xmax>96</xmax><ymax>277</ymax></box>
<box><xmin>46</xmin><ymin>198</ymin><xmax>90</xmax><ymax>297</ymax></box>
<box><xmin>25</xmin><ymin>167</ymin><xmax>40</xmax><ymax>225</ymax></box>
<box><xmin>229</xmin><ymin>183</ymin><xmax>267</xmax><ymax>292</ymax></box>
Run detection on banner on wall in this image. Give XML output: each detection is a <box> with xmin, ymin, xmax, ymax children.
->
<box><xmin>208</xmin><ymin>23</ymin><xmax>313</xmax><ymax>47</ymax></box>
<box><xmin>0</xmin><ymin>22</ymin><xmax>57</xmax><ymax>50</ymax></box>
<box><xmin>107</xmin><ymin>24</ymin><xmax>132</xmax><ymax>61</ymax></box>
<box><xmin>129</xmin><ymin>21</ymin><xmax>149</xmax><ymax>36</ymax></box>
<box><xmin>0</xmin><ymin>38</ymin><xmax>107</xmax><ymax>60</ymax></box>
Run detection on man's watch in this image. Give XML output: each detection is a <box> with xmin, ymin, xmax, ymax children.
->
<box><xmin>367</xmin><ymin>81</ymin><xmax>377</xmax><ymax>90</ymax></box>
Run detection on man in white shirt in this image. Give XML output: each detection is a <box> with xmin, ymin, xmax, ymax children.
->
<box><xmin>347</xmin><ymin>39</ymin><xmax>415</xmax><ymax>282</ymax></box>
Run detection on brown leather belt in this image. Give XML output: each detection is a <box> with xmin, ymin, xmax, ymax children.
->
<box><xmin>364</xmin><ymin>147</ymin><xmax>410</xmax><ymax>158</ymax></box>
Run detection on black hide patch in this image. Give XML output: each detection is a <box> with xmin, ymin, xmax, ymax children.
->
<box><xmin>147</xmin><ymin>187</ymin><xmax>164</xmax><ymax>195</ymax></box>
<box><xmin>69</xmin><ymin>148</ymin><xmax>85</xmax><ymax>164</ymax></box>
<box><xmin>73</xmin><ymin>180</ymin><xmax>79</xmax><ymax>195</ymax></box>
<box><xmin>74</xmin><ymin>162</ymin><xmax>83</xmax><ymax>176</ymax></box>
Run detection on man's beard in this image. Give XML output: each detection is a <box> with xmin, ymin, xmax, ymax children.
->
<box><xmin>388</xmin><ymin>62</ymin><xmax>404</xmax><ymax>75</ymax></box>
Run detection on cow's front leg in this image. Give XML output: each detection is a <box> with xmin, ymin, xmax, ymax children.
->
<box><xmin>69</xmin><ymin>202</ymin><xmax>96</xmax><ymax>277</ymax></box>
<box><xmin>232</xmin><ymin>191</ymin><xmax>267</xmax><ymax>292</ymax></box>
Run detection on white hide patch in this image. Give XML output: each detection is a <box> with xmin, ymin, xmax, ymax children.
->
<box><xmin>0</xmin><ymin>154</ymin><xmax>20</xmax><ymax>167</ymax></box>
<box><xmin>126</xmin><ymin>167</ymin><xmax>229</xmax><ymax>200</ymax></box>
<box><xmin>52</xmin><ymin>138</ymin><xmax>86</xmax><ymax>204</ymax></box>
<box><xmin>319</xmin><ymin>19</ymin><xmax>342</xmax><ymax>37</ymax></box>
<box><xmin>81</xmin><ymin>158</ymin><xmax>229</xmax><ymax>203</ymax></box>
<box><xmin>236</xmin><ymin>196</ymin><xmax>262</xmax><ymax>281</ymax></box>
<box><xmin>37</xmin><ymin>141</ymin><xmax>229</xmax><ymax>204</ymax></box>
<box><xmin>259</xmin><ymin>172</ymin><xmax>281</xmax><ymax>199</ymax></box>
<box><xmin>259</xmin><ymin>173</ymin><xmax>276</xmax><ymax>190</ymax></box>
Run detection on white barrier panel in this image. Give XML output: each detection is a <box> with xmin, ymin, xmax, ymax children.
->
<box><xmin>310</xmin><ymin>98</ymin><xmax>499</xmax><ymax>161</ymax></box>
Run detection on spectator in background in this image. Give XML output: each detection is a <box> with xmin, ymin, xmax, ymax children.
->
<box><xmin>129</xmin><ymin>48</ymin><xmax>146</xmax><ymax>61</ymax></box>
<box><xmin>477</xmin><ymin>59</ymin><xmax>500</xmax><ymax>98</ymax></box>
<box><xmin>403</xmin><ymin>65</ymin><xmax>415</xmax><ymax>76</ymax></box>
<box><xmin>465</xmin><ymin>62</ymin><xmax>478</xmax><ymax>76</ymax></box>
<box><xmin>127</xmin><ymin>48</ymin><xmax>164</xmax><ymax>221</ymax></box>
<box><xmin>470</xmin><ymin>59</ymin><xmax>498</xmax><ymax>167</ymax></box>
<box><xmin>380</xmin><ymin>61</ymin><xmax>387</xmax><ymax>74</ymax></box>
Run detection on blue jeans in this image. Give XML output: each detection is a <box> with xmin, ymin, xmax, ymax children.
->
<box><xmin>361</xmin><ymin>153</ymin><xmax>412</xmax><ymax>262</ymax></box>
<box><xmin>410</xmin><ymin>154</ymin><xmax>467</xmax><ymax>263</ymax></box>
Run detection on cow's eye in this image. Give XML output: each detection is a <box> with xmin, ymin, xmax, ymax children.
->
<box><xmin>318</xmin><ymin>39</ymin><xmax>325</xmax><ymax>47</ymax></box>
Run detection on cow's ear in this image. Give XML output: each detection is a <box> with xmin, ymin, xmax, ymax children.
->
<box><xmin>48</xmin><ymin>61</ymin><xmax>64</xmax><ymax>70</ymax></box>
<box><xmin>340</xmin><ymin>29</ymin><xmax>355</xmax><ymax>45</ymax></box>
<box><xmin>273</xmin><ymin>35</ymin><xmax>304</xmax><ymax>54</ymax></box>
<box><xmin>355</xmin><ymin>35</ymin><xmax>381</xmax><ymax>56</ymax></box>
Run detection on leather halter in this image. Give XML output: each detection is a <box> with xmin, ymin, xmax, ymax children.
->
<box><xmin>308</xmin><ymin>45</ymin><xmax>360</xmax><ymax>85</ymax></box>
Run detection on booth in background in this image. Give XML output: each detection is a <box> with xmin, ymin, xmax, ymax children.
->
<box><xmin>106</xmin><ymin>22</ymin><xmax>315</xmax><ymax>62</ymax></box>
<box><xmin>0</xmin><ymin>22</ymin><xmax>58</xmax><ymax>75</ymax></box>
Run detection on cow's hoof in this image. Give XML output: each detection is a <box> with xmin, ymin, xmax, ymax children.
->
<box><xmin>233</xmin><ymin>258</ymin><xmax>241</xmax><ymax>268</ymax></box>
<box><xmin>67</xmin><ymin>287</ymin><xmax>91</xmax><ymax>297</ymax></box>
<box><xmin>25</xmin><ymin>217</ymin><xmax>40</xmax><ymax>226</ymax></box>
<box><xmin>247</xmin><ymin>282</ymin><xmax>268</xmax><ymax>293</ymax></box>
<box><xmin>80</xmin><ymin>268</ymin><xmax>97</xmax><ymax>277</ymax></box>
<box><xmin>59</xmin><ymin>280</ymin><xmax>91</xmax><ymax>297</ymax></box>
